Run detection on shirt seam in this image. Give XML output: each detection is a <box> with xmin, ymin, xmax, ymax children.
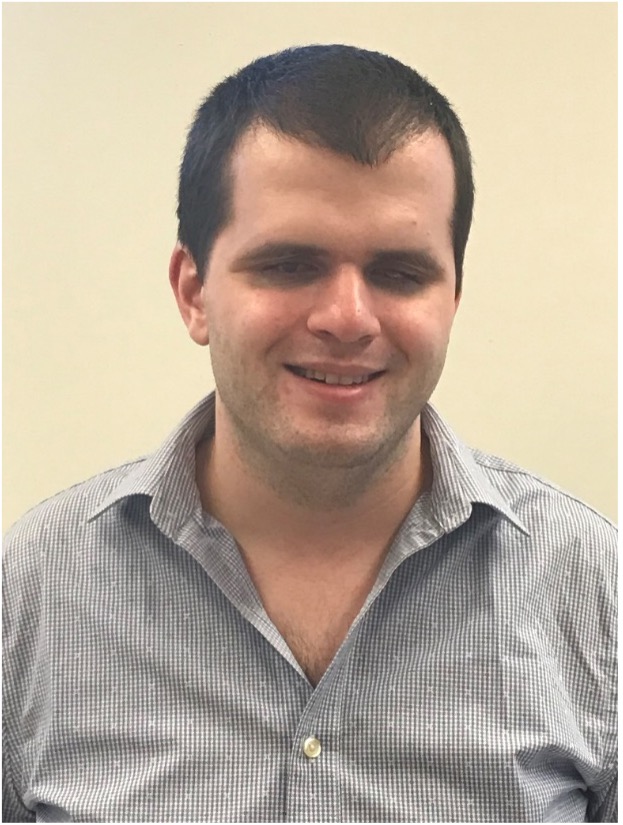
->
<box><xmin>473</xmin><ymin>456</ymin><xmax>616</xmax><ymax>528</ymax></box>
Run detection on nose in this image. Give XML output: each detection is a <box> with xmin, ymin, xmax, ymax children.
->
<box><xmin>306</xmin><ymin>265</ymin><xmax>381</xmax><ymax>344</ymax></box>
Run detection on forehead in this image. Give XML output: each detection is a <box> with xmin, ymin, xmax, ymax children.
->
<box><xmin>231</xmin><ymin>124</ymin><xmax>454</xmax><ymax>198</ymax></box>
<box><xmin>220</xmin><ymin>125</ymin><xmax>456</xmax><ymax>255</ymax></box>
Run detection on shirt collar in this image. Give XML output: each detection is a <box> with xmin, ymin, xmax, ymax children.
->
<box><xmin>88</xmin><ymin>393</ymin><xmax>528</xmax><ymax>538</ymax></box>
<box><xmin>421</xmin><ymin>404</ymin><xmax>529</xmax><ymax>535</ymax></box>
<box><xmin>87</xmin><ymin>394</ymin><xmax>216</xmax><ymax>540</ymax></box>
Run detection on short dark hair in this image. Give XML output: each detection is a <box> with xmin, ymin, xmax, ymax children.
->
<box><xmin>177</xmin><ymin>44</ymin><xmax>474</xmax><ymax>294</ymax></box>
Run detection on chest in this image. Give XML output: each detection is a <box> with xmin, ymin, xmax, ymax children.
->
<box><xmin>241</xmin><ymin>551</ymin><xmax>383</xmax><ymax>685</ymax></box>
<box><xmin>261</xmin><ymin>582</ymin><xmax>365</xmax><ymax>685</ymax></box>
<box><xmin>29</xmin><ymin>557</ymin><xmax>600</xmax><ymax>824</ymax></box>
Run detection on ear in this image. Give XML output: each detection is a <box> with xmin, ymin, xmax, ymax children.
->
<box><xmin>169</xmin><ymin>243</ymin><xmax>210</xmax><ymax>346</ymax></box>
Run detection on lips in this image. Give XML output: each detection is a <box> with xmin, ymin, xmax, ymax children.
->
<box><xmin>286</xmin><ymin>365</ymin><xmax>385</xmax><ymax>386</ymax></box>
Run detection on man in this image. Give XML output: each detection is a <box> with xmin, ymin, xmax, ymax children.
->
<box><xmin>3</xmin><ymin>45</ymin><xmax>616</xmax><ymax>823</ymax></box>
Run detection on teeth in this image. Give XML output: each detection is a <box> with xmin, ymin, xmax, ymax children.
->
<box><xmin>302</xmin><ymin>369</ymin><xmax>369</xmax><ymax>385</ymax></box>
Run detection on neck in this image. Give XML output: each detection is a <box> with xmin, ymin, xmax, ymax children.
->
<box><xmin>196</xmin><ymin>402</ymin><xmax>431</xmax><ymax>557</ymax></box>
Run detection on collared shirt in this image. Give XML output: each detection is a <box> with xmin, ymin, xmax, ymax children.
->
<box><xmin>3</xmin><ymin>394</ymin><xmax>617</xmax><ymax>823</ymax></box>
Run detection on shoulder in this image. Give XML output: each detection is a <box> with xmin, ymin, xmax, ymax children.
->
<box><xmin>3</xmin><ymin>458</ymin><xmax>153</xmax><ymax>699</ymax></box>
<box><xmin>424</xmin><ymin>405</ymin><xmax>616</xmax><ymax>560</ymax></box>
<box><xmin>3</xmin><ymin>458</ymin><xmax>148</xmax><ymax>573</ymax></box>
<box><xmin>467</xmin><ymin>448</ymin><xmax>617</xmax><ymax>624</ymax></box>
<box><xmin>473</xmin><ymin>447</ymin><xmax>616</xmax><ymax>542</ymax></box>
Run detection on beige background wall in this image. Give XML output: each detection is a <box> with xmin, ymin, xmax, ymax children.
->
<box><xmin>3</xmin><ymin>3</ymin><xmax>617</xmax><ymax>530</ymax></box>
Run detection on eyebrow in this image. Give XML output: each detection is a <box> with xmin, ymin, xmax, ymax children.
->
<box><xmin>231</xmin><ymin>241</ymin><xmax>447</xmax><ymax>278</ymax></box>
<box><xmin>230</xmin><ymin>242</ymin><xmax>328</xmax><ymax>270</ymax></box>
<box><xmin>368</xmin><ymin>248</ymin><xmax>446</xmax><ymax>279</ymax></box>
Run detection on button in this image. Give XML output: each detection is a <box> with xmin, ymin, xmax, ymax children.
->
<box><xmin>303</xmin><ymin>736</ymin><xmax>322</xmax><ymax>759</ymax></box>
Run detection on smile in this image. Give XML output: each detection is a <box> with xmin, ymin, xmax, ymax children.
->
<box><xmin>286</xmin><ymin>366</ymin><xmax>383</xmax><ymax>386</ymax></box>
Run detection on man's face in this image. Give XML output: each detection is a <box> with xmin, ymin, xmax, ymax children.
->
<box><xmin>196</xmin><ymin>126</ymin><xmax>459</xmax><ymax>470</ymax></box>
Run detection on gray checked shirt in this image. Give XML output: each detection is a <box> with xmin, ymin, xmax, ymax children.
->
<box><xmin>3</xmin><ymin>394</ymin><xmax>617</xmax><ymax>822</ymax></box>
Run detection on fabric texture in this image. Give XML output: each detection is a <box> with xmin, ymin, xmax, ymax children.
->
<box><xmin>3</xmin><ymin>394</ymin><xmax>617</xmax><ymax>823</ymax></box>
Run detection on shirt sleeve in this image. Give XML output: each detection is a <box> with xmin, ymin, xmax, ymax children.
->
<box><xmin>3</xmin><ymin>519</ymin><xmax>44</xmax><ymax>823</ymax></box>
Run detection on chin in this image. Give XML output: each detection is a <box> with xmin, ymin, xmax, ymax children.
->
<box><xmin>277</xmin><ymin>431</ymin><xmax>403</xmax><ymax>471</ymax></box>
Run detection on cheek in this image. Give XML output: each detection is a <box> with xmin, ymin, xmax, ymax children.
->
<box><xmin>208</xmin><ymin>297</ymin><xmax>296</xmax><ymax>356</ymax></box>
<box><xmin>389</xmin><ymin>304</ymin><xmax>456</xmax><ymax>356</ymax></box>
<box><xmin>244</xmin><ymin>291</ymin><xmax>306</xmax><ymax>334</ymax></box>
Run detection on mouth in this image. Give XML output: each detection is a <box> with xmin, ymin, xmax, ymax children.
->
<box><xmin>285</xmin><ymin>365</ymin><xmax>385</xmax><ymax>386</ymax></box>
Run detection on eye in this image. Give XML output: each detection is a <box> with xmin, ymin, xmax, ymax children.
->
<box><xmin>368</xmin><ymin>268</ymin><xmax>423</xmax><ymax>292</ymax></box>
<box><xmin>257</xmin><ymin>260</ymin><xmax>321</xmax><ymax>281</ymax></box>
<box><xmin>266</xmin><ymin>261</ymin><xmax>311</xmax><ymax>275</ymax></box>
